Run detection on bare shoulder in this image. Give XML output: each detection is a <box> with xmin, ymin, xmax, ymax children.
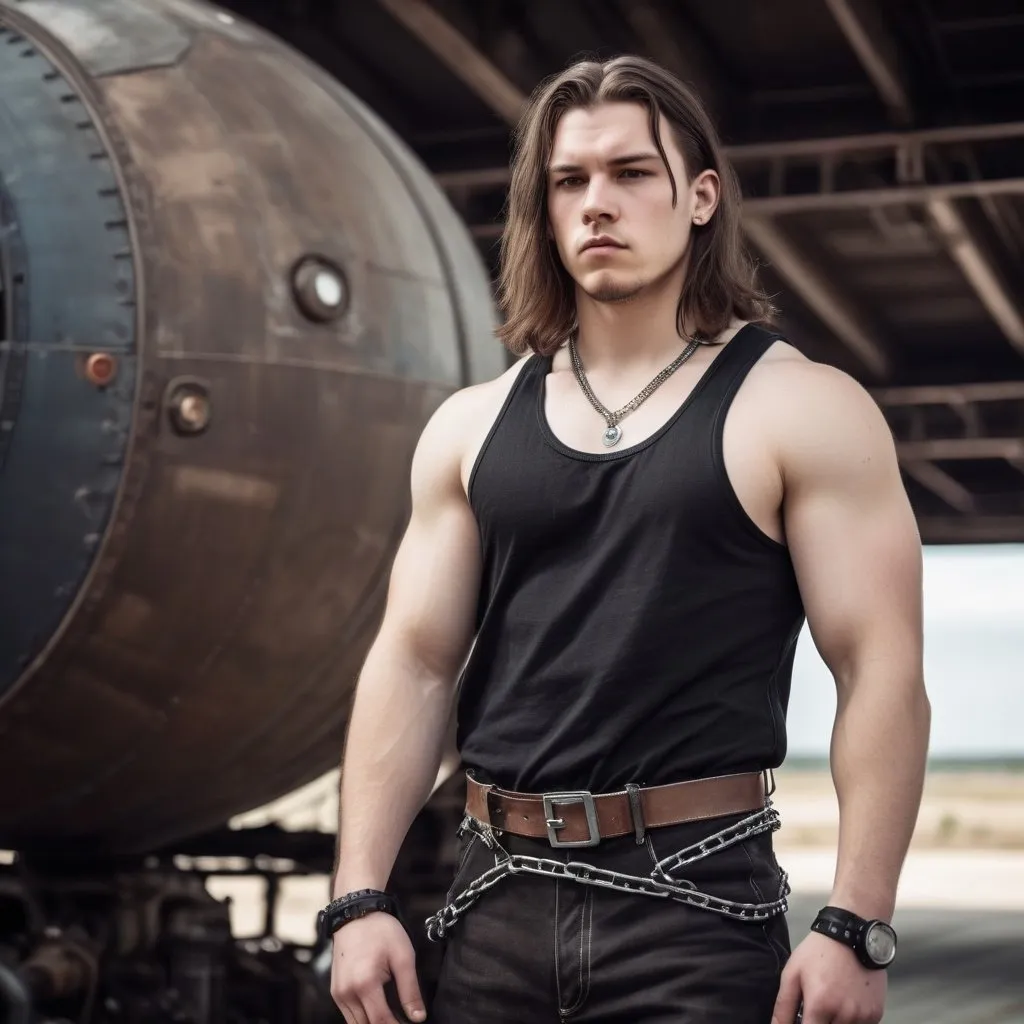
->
<box><xmin>411</xmin><ymin>355</ymin><xmax>534</xmax><ymax>498</ymax></box>
<box><xmin>744</xmin><ymin>342</ymin><xmax>899</xmax><ymax>485</ymax></box>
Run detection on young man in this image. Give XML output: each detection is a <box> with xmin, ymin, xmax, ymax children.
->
<box><xmin>324</xmin><ymin>55</ymin><xmax>930</xmax><ymax>1024</ymax></box>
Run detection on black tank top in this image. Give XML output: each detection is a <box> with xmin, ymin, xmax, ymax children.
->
<box><xmin>457</xmin><ymin>323</ymin><xmax>806</xmax><ymax>794</ymax></box>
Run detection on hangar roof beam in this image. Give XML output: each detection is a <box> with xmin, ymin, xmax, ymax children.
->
<box><xmin>825</xmin><ymin>0</ymin><xmax>1024</xmax><ymax>357</ymax></box>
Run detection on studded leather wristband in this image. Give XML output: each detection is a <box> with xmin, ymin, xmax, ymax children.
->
<box><xmin>317</xmin><ymin>889</ymin><xmax>404</xmax><ymax>943</ymax></box>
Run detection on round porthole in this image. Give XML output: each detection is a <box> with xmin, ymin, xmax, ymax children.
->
<box><xmin>291</xmin><ymin>256</ymin><xmax>349</xmax><ymax>323</ymax></box>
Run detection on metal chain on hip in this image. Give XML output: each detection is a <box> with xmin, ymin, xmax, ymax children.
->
<box><xmin>425</xmin><ymin>803</ymin><xmax>788</xmax><ymax>942</ymax></box>
<box><xmin>568</xmin><ymin>333</ymin><xmax>702</xmax><ymax>448</ymax></box>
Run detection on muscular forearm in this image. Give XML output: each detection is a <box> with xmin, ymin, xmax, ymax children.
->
<box><xmin>332</xmin><ymin>639</ymin><xmax>456</xmax><ymax>897</ymax></box>
<box><xmin>828</xmin><ymin>672</ymin><xmax>931</xmax><ymax>922</ymax></box>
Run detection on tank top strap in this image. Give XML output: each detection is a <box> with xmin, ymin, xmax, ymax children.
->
<box><xmin>467</xmin><ymin>353</ymin><xmax>547</xmax><ymax>506</ymax></box>
<box><xmin>696</xmin><ymin>322</ymin><xmax>783</xmax><ymax>409</ymax></box>
<box><xmin>700</xmin><ymin>322</ymin><xmax>785</xmax><ymax>486</ymax></box>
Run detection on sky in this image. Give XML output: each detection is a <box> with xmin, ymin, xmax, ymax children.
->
<box><xmin>785</xmin><ymin>544</ymin><xmax>1024</xmax><ymax>759</ymax></box>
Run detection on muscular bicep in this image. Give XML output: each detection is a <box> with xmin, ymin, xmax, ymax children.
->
<box><xmin>781</xmin><ymin>367</ymin><xmax>923</xmax><ymax>692</ymax></box>
<box><xmin>373</xmin><ymin>403</ymin><xmax>482</xmax><ymax>685</ymax></box>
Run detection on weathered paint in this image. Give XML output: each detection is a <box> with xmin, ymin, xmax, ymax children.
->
<box><xmin>0</xmin><ymin>0</ymin><xmax>504</xmax><ymax>854</ymax></box>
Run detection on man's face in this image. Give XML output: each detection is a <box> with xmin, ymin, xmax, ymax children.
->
<box><xmin>545</xmin><ymin>101</ymin><xmax>718</xmax><ymax>306</ymax></box>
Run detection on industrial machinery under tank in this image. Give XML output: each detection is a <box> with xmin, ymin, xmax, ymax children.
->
<box><xmin>0</xmin><ymin>0</ymin><xmax>505</xmax><ymax>1020</ymax></box>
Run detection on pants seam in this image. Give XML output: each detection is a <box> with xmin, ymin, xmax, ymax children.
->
<box><xmin>445</xmin><ymin>832</ymin><xmax>479</xmax><ymax>905</ymax></box>
<box><xmin>558</xmin><ymin>887</ymin><xmax>592</xmax><ymax>1018</ymax></box>
<box><xmin>742</xmin><ymin>841</ymin><xmax>783</xmax><ymax>977</ymax></box>
<box><xmin>553</xmin><ymin>878</ymin><xmax>563</xmax><ymax>1011</ymax></box>
<box><xmin>582</xmin><ymin>889</ymin><xmax>593</xmax><ymax>1010</ymax></box>
<box><xmin>644</xmin><ymin>833</ymin><xmax>660</xmax><ymax>872</ymax></box>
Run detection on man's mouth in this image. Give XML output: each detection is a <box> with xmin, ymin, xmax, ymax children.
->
<box><xmin>580</xmin><ymin>236</ymin><xmax>625</xmax><ymax>253</ymax></box>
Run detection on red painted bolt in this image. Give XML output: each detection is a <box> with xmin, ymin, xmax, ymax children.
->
<box><xmin>85</xmin><ymin>352</ymin><xmax>117</xmax><ymax>386</ymax></box>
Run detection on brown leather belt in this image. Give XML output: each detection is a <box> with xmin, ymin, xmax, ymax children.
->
<box><xmin>465</xmin><ymin>771</ymin><xmax>769</xmax><ymax>848</ymax></box>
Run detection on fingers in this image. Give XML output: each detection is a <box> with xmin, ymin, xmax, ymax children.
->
<box><xmin>798</xmin><ymin>992</ymin><xmax>875</xmax><ymax>1023</ymax></box>
<box><xmin>799</xmin><ymin>996</ymin><xmax>865</xmax><ymax>1023</ymax></box>
<box><xmin>805</xmin><ymin>1002</ymin><xmax>879</xmax><ymax>1024</ymax></box>
<box><xmin>330</xmin><ymin>918</ymin><xmax>424</xmax><ymax>1024</ymax></box>
<box><xmin>799</xmin><ymin>1006</ymin><xmax>834</xmax><ymax>1024</ymax></box>
<box><xmin>329</xmin><ymin>937</ymin><xmax>421</xmax><ymax>1024</ymax></box>
<box><xmin>334</xmin><ymin>979</ymin><xmax>402</xmax><ymax>1024</ymax></box>
<box><xmin>336</xmin><ymin>983</ymin><xmax>401</xmax><ymax>1024</ymax></box>
<box><xmin>331</xmin><ymin>969</ymin><xmax>379</xmax><ymax>1023</ymax></box>
<box><xmin>362</xmin><ymin>986</ymin><xmax>403</xmax><ymax>1024</ymax></box>
<box><xmin>337</xmin><ymin>1001</ymin><xmax>368</xmax><ymax>1024</ymax></box>
<box><xmin>390</xmin><ymin>942</ymin><xmax>427</xmax><ymax>1022</ymax></box>
<box><xmin>771</xmin><ymin>967</ymin><xmax>803</xmax><ymax>1024</ymax></box>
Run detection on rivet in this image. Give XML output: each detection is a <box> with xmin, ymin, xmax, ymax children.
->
<box><xmin>85</xmin><ymin>352</ymin><xmax>117</xmax><ymax>386</ymax></box>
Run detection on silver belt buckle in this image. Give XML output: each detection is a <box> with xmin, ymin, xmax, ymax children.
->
<box><xmin>542</xmin><ymin>791</ymin><xmax>601</xmax><ymax>848</ymax></box>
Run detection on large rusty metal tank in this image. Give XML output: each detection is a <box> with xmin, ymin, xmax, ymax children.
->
<box><xmin>0</xmin><ymin>0</ymin><xmax>504</xmax><ymax>855</ymax></box>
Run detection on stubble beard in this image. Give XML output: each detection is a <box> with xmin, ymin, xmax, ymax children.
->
<box><xmin>583</xmin><ymin>276</ymin><xmax>646</xmax><ymax>305</ymax></box>
<box><xmin>581</xmin><ymin>255</ymin><xmax>685</xmax><ymax>306</ymax></box>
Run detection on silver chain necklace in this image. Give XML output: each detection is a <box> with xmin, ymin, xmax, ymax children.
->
<box><xmin>568</xmin><ymin>334</ymin><xmax>702</xmax><ymax>448</ymax></box>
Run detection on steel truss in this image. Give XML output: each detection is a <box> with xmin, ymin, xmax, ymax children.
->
<box><xmin>436</xmin><ymin>120</ymin><xmax>1024</xmax><ymax>210</ymax></box>
<box><xmin>874</xmin><ymin>382</ymin><xmax>1024</xmax><ymax>533</ymax></box>
<box><xmin>374</xmin><ymin>0</ymin><xmax>1024</xmax><ymax>542</ymax></box>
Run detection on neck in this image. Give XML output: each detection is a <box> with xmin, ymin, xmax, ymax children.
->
<box><xmin>572</xmin><ymin>271</ymin><xmax>700</xmax><ymax>370</ymax></box>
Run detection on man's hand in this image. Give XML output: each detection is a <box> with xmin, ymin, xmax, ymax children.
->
<box><xmin>772</xmin><ymin>931</ymin><xmax>887</xmax><ymax>1024</ymax></box>
<box><xmin>330</xmin><ymin>913</ymin><xmax>427</xmax><ymax>1024</ymax></box>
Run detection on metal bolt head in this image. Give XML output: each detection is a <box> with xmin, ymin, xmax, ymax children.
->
<box><xmin>168</xmin><ymin>385</ymin><xmax>212</xmax><ymax>436</ymax></box>
<box><xmin>85</xmin><ymin>352</ymin><xmax>118</xmax><ymax>386</ymax></box>
<box><xmin>178</xmin><ymin>394</ymin><xmax>208</xmax><ymax>427</ymax></box>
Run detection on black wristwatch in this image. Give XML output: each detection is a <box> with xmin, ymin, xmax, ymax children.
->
<box><xmin>810</xmin><ymin>905</ymin><xmax>897</xmax><ymax>970</ymax></box>
<box><xmin>317</xmin><ymin>889</ymin><xmax>404</xmax><ymax>943</ymax></box>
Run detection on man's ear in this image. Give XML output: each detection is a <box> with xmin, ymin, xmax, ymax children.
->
<box><xmin>691</xmin><ymin>168</ymin><xmax>721</xmax><ymax>225</ymax></box>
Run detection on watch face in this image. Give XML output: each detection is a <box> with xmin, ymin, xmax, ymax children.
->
<box><xmin>864</xmin><ymin>922</ymin><xmax>897</xmax><ymax>965</ymax></box>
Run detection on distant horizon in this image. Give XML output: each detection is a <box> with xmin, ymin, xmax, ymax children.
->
<box><xmin>782</xmin><ymin>753</ymin><xmax>1024</xmax><ymax>770</ymax></box>
<box><xmin>785</xmin><ymin>542</ymin><xmax>1024</xmax><ymax>759</ymax></box>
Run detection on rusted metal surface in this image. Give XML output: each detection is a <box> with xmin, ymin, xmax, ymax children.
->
<box><xmin>0</xmin><ymin>0</ymin><xmax>503</xmax><ymax>854</ymax></box>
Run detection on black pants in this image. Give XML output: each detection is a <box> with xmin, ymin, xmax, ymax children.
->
<box><xmin>431</xmin><ymin>810</ymin><xmax>791</xmax><ymax>1023</ymax></box>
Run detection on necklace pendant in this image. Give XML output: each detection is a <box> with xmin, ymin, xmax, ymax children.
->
<box><xmin>602</xmin><ymin>424</ymin><xmax>622</xmax><ymax>447</ymax></box>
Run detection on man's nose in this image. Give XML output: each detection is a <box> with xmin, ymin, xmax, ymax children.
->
<box><xmin>582</xmin><ymin>176</ymin><xmax>617</xmax><ymax>223</ymax></box>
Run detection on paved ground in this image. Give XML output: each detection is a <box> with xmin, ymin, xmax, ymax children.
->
<box><xmin>775</xmin><ymin>848</ymin><xmax>1024</xmax><ymax>910</ymax></box>
<box><xmin>787</xmin><ymin>894</ymin><xmax>1024</xmax><ymax>1024</ymax></box>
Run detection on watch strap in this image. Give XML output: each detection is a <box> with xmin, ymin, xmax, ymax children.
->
<box><xmin>811</xmin><ymin>905</ymin><xmax>864</xmax><ymax>941</ymax></box>
<box><xmin>811</xmin><ymin>905</ymin><xmax>894</xmax><ymax>970</ymax></box>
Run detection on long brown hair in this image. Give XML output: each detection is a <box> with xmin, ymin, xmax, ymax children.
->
<box><xmin>496</xmin><ymin>55</ymin><xmax>776</xmax><ymax>357</ymax></box>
